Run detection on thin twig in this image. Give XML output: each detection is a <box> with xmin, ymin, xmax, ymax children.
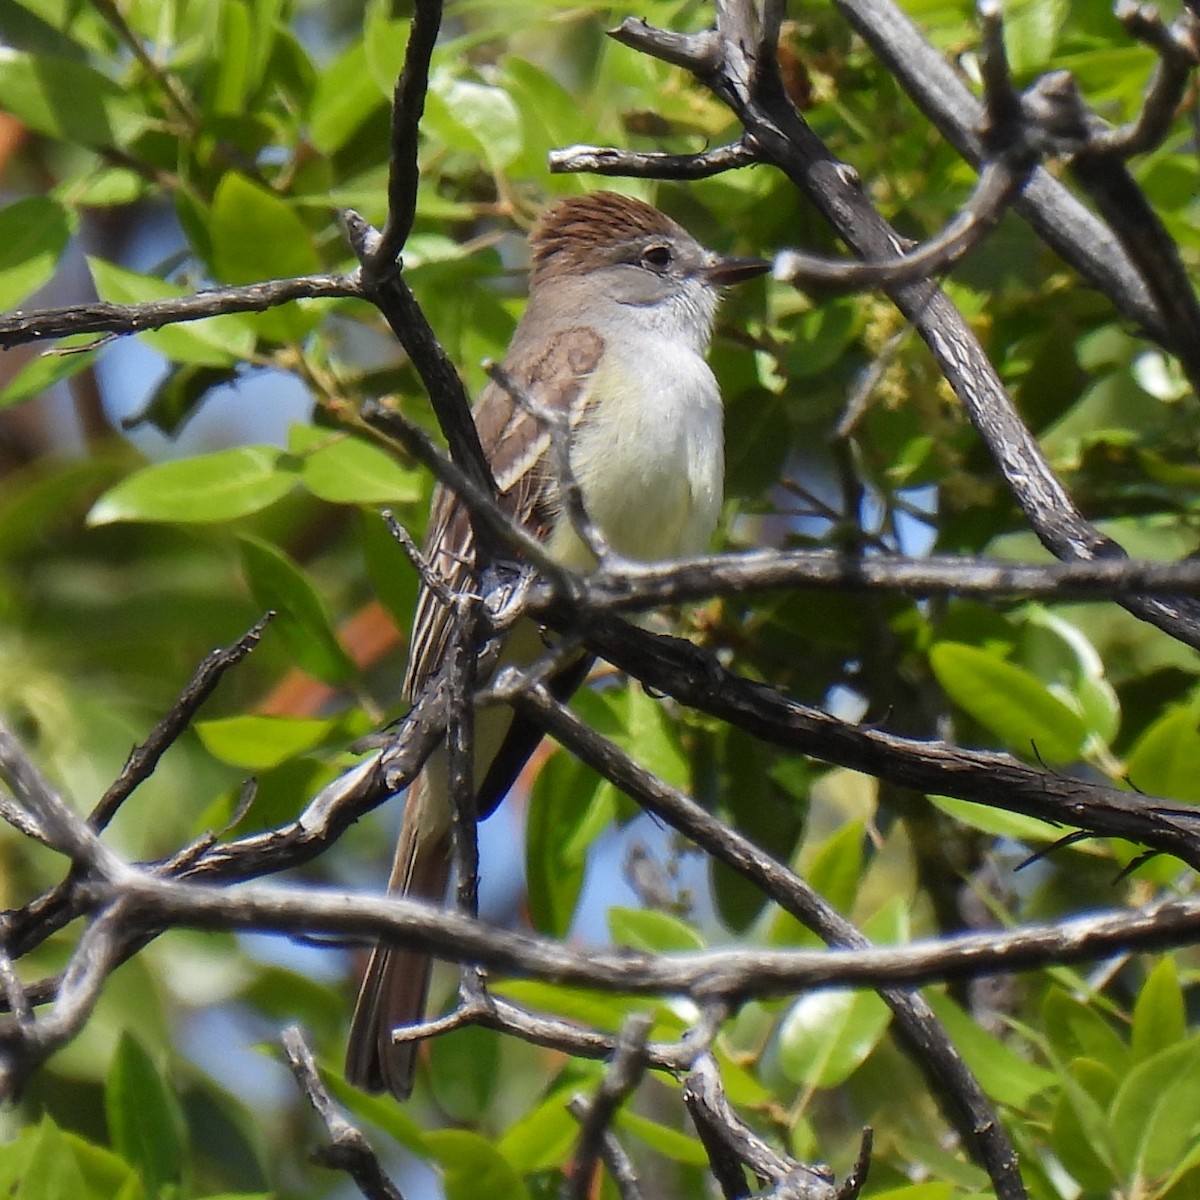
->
<box><xmin>91</xmin><ymin>614</ymin><xmax>274</xmax><ymax>832</ymax></box>
<box><xmin>369</xmin><ymin>0</ymin><xmax>443</xmax><ymax>275</ymax></box>
<box><xmin>567</xmin><ymin>1013</ymin><xmax>653</xmax><ymax>1200</ymax></box>
<box><xmin>282</xmin><ymin>1026</ymin><xmax>407</xmax><ymax>1200</ymax></box>
<box><xmin>0</xmin><ymin>275</ymin><xmax>360</xmax><ymax>350</ymax></box>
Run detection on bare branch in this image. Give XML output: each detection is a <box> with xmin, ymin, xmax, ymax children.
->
<box><xmin>83</xmin><ymin>871</ymin><xmax>1200</xmax><ymax>1021</ymax></box>
<box><xmin>282</xmin><ymin>1026</ymin><xmax>407</xmax><ymax>1200</ymax></box>
<box><xmin>0</xmin><ymin>275</ymin><xmax>361</xmax><ymax>351</ymax></box>
<box><xmin>567</xmin><ymin>1014</ymin><xmax>653</xmax><ymax>1200</ymax></box>
<box><xmin>566</xmin><ymin>1096</ymin><xmax>644</xmax><ymax>1200</ymax></box>
<box><xmin>369</xmin><ymin>0</ymin><xmax>443</xmax><ymax>275</ymax></box>
<box><xmin>550</xmin><ymin>139</ymin><xmax>759</xmax><ymax>179</ymax></box>
<box><xmin>91</xmin><ymin>614</ymin><xmax>273</xmax><ymax>833</ymax></box>
<box><xmin>684</xmin><ymin>1054</ymin><xmax>840</xmax><ymax>1200</ymax></box>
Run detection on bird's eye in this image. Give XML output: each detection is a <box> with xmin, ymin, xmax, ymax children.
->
<box><xmin>641</xmin><ymin>244</ymin><xmax>672</xmax><ymax>270</ymax></box>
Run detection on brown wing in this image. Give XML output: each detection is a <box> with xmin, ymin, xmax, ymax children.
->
<box><xmin>402</xmin><ymin>323</ymin><xmax>605</xmax><ymax>702</ymax></box>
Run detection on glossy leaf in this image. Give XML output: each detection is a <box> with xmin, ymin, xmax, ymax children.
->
<box><xmin>929</xmin><ymin>641</ymin><xmax>1088</xmax><ymax>763</ymax></box>
<box><xmin>1126</xmin><ymin>704</ymin><xmax>1200</xmax><ymax>803</ymax></box>
<box><xmin>778</xmin><ymin>986</ymin><xmax>892</xmax><ymax>1088</ymax></box>
<box><xmin>424</xmin><ymin>1130</ymin><xmax>531</xmax><ymax>1200</ymax></box>
<box><xmin>1131</xmin><ymin>957</ymin><xmax>1186</xmax><ymax>1063</ymax></box>
<box><xmin>238</xmin><ymin>535</ymin><xmax>356</xmax><ymax>685</ymax></box>
<box><xmin>0</xmin><ymin>48</ymin><xmax>143</xmax><ymax>145</ymax></box>
<box><xmin>88</xmin><ymin>446</ymin><xmax>296</xmax><ymax>524</ymax></box>
<box><xmin>607</xmin><ymin>907</ymin><xmax>705</xmax><ymax>953</ymax></box>
<box><xmin>0</xmin><ymin>196</ymin><xmax>73</xmax><ymax>310</ymax></box>
<box><xmin>195</xmin><ymin>714</ymin><xmax>337</xmax><ymax>769</ymax></box>
<box><xmin>292</xmin><ymin>426</ymin><xmax>423</xmax><ymax>505</ymax></box>
<box><xmin>105</xmin><ymin>1033</ymin><xmax>185</xmax><ymax>1197</ymax></box>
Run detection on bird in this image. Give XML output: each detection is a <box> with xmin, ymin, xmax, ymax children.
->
<box><xmin>345</xmin><ymin>190</ymin><xmax>769</xmax><ymax>1099</ymax></box>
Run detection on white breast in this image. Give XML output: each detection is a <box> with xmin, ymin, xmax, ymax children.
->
<box><xmin>547</xmin><ymin>336</ymin><xmax>724</xmax><ymax>568</ymax></box>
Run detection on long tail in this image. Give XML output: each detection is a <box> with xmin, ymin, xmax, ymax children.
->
<box><xmin>344</xmin><ymin>774</ymin><xmax>451</xmax><ymax>1099</ymax></box>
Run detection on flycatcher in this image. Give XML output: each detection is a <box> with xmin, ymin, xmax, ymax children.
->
<box><xmin>346</xmin><ymin>191</ymin><xmax>769</xmax><ymax>1099</ymax></box>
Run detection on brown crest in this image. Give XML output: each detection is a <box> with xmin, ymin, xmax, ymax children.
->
<box><xmin>529</xmin><ymin>191</ymin><xmax>688</xmax><ymax>284</ymax></box>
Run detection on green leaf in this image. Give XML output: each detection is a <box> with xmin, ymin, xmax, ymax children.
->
<box><xmin>211</xmin><ymin>0</ymin><xmax>252</xmax><ymax>113</ymax></box>
<box><xmin>496</xmin><ymin>981</ymin><xmax>647</xmax><ymax>1035</ymax></box>
<box><xmin>0</xmin><ymin>337</ymin><xmax>98</xmax><ymax>410</ymax></box>
<box><xmin>614</xmin><ymin>1111</ymin><xmax>708</xmax><ymax>1166</ymax></box>
<box><xmin>61</xmin><ymin>1132</ymin><xmax>145</xmax><ymax>1200</ymax></box>
<box><xmin>425</xmin><ymin>70</ymin><xmax>522</xmax><ymax>171</ymax></box>
<box><xmin>105</xmin><ymin>1033</ymin><xmax>186</xmax><ymax>1197</ymax></box>
<box><xmin>133</xmin><ymin>362</ymin><xmax>242</xmax><ymax>435</ymax></box>
<box><xmin>1132</xmin><ymin>957</ymin><xmax>1186</xmax><ymax>1063</ymax></box>
<box><xmin>929</xmin><ymin>641</ymin><xmax>1088</xmax><ymax>763</ymax></box>
<box><xmin>1126</xmin><ymin>703</ymin><xmax>1200</xmax><ymax>803</ymax></box>
<box><xmin>926</xmin><ymin>794</ymin><xmax>1064</xmax><ymax>843</ymax></box>
<box><xmin>607</xmin><ymin>907</ymin><xmax>705</xmax><ymax>953</ymax></box>
<box><xmin>87</xmin><ymin>446</ymin><xmax>296</xmax><ymax>525</ymax></box>
<box><xmin>195</xmin><ymin>714</ymin><xmax>337</xmax><ymax>769</ymax></box>
<box><xmin>0</xmin><ymin>196</ymin><xmax>73</xmax><ymax>310</ymax></box>
<box><xmin>0</xmin><ymin>48</ymin><xmax>144</xmax><ymax>146</ymax></box>
<box><xmin>1110</xmin><ymin>1036</ymin><xmax>1200</xmax><ymax>1183</ymax></box>
<box><xmin>923</xmin><ymin>990</ymin><xmax>1056</xmax><ymax>1108</ymax></box>
<box><xmin>424</xmin><ymin>1130</ymin><xmax>531</xmax><ymax>1200</ymax></box>
<box><xmin>309</xmin><ymin>41</ymin><xmax>385</xmax><ymax>153</ymax></box>
<box><xmin>87</xmin><ymin>257</ymin><xmax>257</xmax><ymax>365</ymax></box>
<box><xmin>210</xmin><ymin>173</ymin><xmax>322</xmax><ymax>284</ymax></box>
<box><xmin>3</xmin><ymin>1117</ymin><xmax>90</xmax><ymax>1200</ymax></box>
<box><xmin>238</xmin><ymin>534</ymin><xmax>356</xmax><ymax>685</ymax></box>
<box><xmin>428</xmin><ymin>1024</ymin><xmax>501</xmax><ymax>1124</ymax></box>
<box><xmin>778</xmin><ymin>986</ymin><xmax>891</xmax><ymax>1088</ymax></box>
<box><xmin>526</xmin><ymin>746</ymin><xmax>614</xmax><ymax>937</ymax></box>
<box><xmin>1042</xmin><ymin>987</ymin><xmax>1129</xmax><ymax>1077</ymax></box>
<box><xmin>363</xmin><ymin>10</ymin><xmax>412</xmax><ymax>94</ymax></box>
<box><xmin>292</xmin><ymin>426</ymin><xmax>422</xmax><ymax>505</ymax></box>
<box><xmin>497</xmin><ymin>1088</ymin><xmax>580</xmax><ymax>1173</ymax></box>
<box><xmin>770</xmin><ymin>820</ymin><xmax>865</xmax><ymax>947</ymax></box>
<box><xmin>1050</xmin><ymin>1060</ymin><xmax>1121</xmax><ymax>1190</ymax></box>
<box><xmin>1002</xmin><ymin>0</ymin><xmax>1070</xmax><ymax>76</ymax></box>
<box><xmin>608</xmin><ymin>685</ymin><xmax>689</xmax><ymax>788</ymax></box>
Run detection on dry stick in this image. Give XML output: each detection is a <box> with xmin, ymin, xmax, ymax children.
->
<box><xmin>683</xmin><ymin>1054</ymin><xmax>864</xmax><ymax>1200</ymax></box>
<box><xmin>369</xmin><ymin>0</ymin><xmax>443</xmax><ymax>276</ymax></box>
<box><xmin>282</xmin><ymin>1026</ymin><xmax>407</xmax><ymax>1200</ymax></box>
<box><xmin>780</xmin><ymin>156</ymin><xmax>1030</xmax><ymax>295</ymax></box>
<box><xmin>566</xmin><ymin>1013</ymin><xmax>653</xmax><ymax>1200</ymax></box>
<box><xmin>360</xmin><ymin>398</ymin><xmax>581</xmax><ymax>600</ymax></box>
<box><xmin>504</xmin><ymin>679</ymin><xmax>1024</xmax><ymax>1200</ymax></box>
<box><xmin>0</xmin><ymin>275</ymin><xmax>360</xmax><ymax>349</ymax></box>
<box><xmin>79</xmin><ymin>866</ymin><xmax>1200</xmax><ymax>999</ymax></box>
<box><xmin>565</xmin><ymin>1097</ymin><xmax>644</xmax><ymax>1200</ymax></box>
<box><xmin>549</xmin><ymin>138</ymin><xmax>759</xmax><ymax>178</ymax></box>
<box><xmin>2</xmin><ymin>671</ymin><xmax>450</xmax><ymax>980</ymax></box>
<box><xmin>92</xmin><ymin>613</ymin><xmax>274</xmax><ymax>832</ymax></box>
<box><xmin>345</xmin><ymin>214</ymin><xmax>495</xmax><ymax>505</ymax></box>
<box><xmin>571</xmin><ymin>550</ymin><xmax>1200</xmax><ymax>611</ymax></box>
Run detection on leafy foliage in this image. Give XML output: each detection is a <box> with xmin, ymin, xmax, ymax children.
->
<box><xmin>2</xmin><ymin>0</ymin><xmax>1200</xmax><ymax>1198</ymax></box>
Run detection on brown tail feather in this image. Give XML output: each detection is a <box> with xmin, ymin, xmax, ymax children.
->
<box><xmin>345</xmin><ymin>775</ymin><xmax>451</xmax><ymax>1099</ymax></box>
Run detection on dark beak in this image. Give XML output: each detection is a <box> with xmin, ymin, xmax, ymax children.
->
<box><xmin>704</xmin><ymin>254</ymin><xmax>772</xmax><ymax>286</ymax></box>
